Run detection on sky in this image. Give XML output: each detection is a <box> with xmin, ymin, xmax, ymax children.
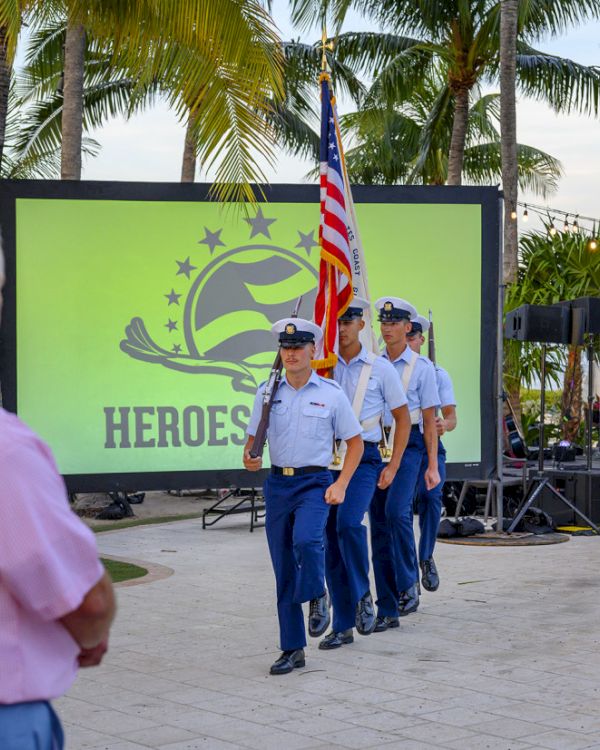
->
<box><xmin>25</xmin><ymin>2</ymin><xmax>600</xmax><ymax>235</ymax></box>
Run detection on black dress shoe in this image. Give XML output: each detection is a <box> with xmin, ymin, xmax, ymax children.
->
<box><xmin>373</xmin><ymin>616</ymin><xmax>400</xmax><ymax>632</ymax></box>
<box><xmin>318</xmin><ymin>629</ymin><xmax>354</xmax><ymax>650</ymax></box>
<box><xmin>421</xmin><ymin>558</ymin><xmax>439</xmax><ymax>592</ymax></box>
<box><xmin>355</xmin><ymin>591</ymin><xmax>376</xmax><ymax>635</ymax></box>
<box><xmin>269</xmin><ymin>649</ymin><xmax>305</xmax><ymax>675</ymax></box>
<box><xmin>398</xmin><ymin>583</ymin><xmax>420</xmax><ymax>616</ymax></box>
<box><xmin>308</xmin><ymin>591</ymin><xmax>330</xmax><ymax>637</ymax></box>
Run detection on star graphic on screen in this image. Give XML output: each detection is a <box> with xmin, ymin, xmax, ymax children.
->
<box><xmin>198</xmin><ymin>227</ymin><xmax>225</xmax><ymax>254</ymax></box>
<box><xmin>176</xmin><ymin>257</ymin><xmax>197</xmax><ymax>278</ymax></box>
<box><xmin>165</xmin><ymin>319</ymin><xmax>178</xmax><ymax>332</ymax></box>
<box><xmin>244</xmin><ymin>207</ymin><xmax>276</xmax><ymax>239</ymax></box>
<box><xmin>295</xmin><ymin>230</ymin><xmax>319</xmax><ymax>256</ymax></box>
<box><xmin>165</xmin><ymin>289</ymin><xmax>181</xmax><ymax>306</ymax></box>
<box><xmin>172</xmin><ymin>344</ymin><xmax>182</xmax><ymax>355</ymax></box>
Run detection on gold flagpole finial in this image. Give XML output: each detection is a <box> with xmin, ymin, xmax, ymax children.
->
<box><xmin>320</xmin><ymin>26</ymin><xmax>334</xmax><ymax>73</ymax></box>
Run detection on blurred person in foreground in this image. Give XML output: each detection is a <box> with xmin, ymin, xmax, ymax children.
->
<box><xmin>0</xmin><ymin>243</ymin><xmax>116</xmax><ymax>749</ymax></box>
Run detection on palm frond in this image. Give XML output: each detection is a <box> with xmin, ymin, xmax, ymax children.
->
<box><xmin>462</xmin><ymin>141</ymin><xmax>562</xmax><ymax>196</ymax></box>
<box><xmin>515</xmin><ymin>43</ymin><xmax>600</xmax><ymax>115</ymax></box>
<box><xmin>334</xmin><ymin>31</ymin><xmax>426</xmax><ymax>76</ymax></box>
<box><xmin>519</xmin><ymin>0</ymin><xmax>600</xmax><ymax>40</ymax></box>
<box><xmin>0</xmin><ymin>0</ymin><xmax>22</xmax><ymax>63</ymax></box>
<box><xmin>410</xmin><ymin>81</ymin><xmax>453</xmax><ymax>182</ymax></box>
<box><xmin>267</xmin><ymin>98</ymin><xmax>319</xmax><ymax>162</ymax></box>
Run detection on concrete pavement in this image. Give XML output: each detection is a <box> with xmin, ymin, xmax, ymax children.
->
<box><xmin>56</xmin><ymin>517</ymin><xmax>600</xmax><ymax>750</ymax></box>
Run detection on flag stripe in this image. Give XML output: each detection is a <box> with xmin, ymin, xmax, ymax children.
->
<box><xmin>312</xmin><ymin>73</ymin><xmax>354</xmax><ymax>372</ymax></box>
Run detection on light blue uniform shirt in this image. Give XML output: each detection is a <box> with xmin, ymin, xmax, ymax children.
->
<box><xmin>334</xmin><ymin>345</ymin><xmax>408</xmax><ymax>442</ymax></box>
<box><xmin>247</xmin><ymin>370</ymin><xmax>362</xmax><ymax>468</ymax></box>
<box><xmin>382</xmin><ymin>345</ymin><xmax>440</xmax><ymax>424</ymax></box>
<box><xmin>435</xmin><ymin>365</ymin><xmax>456</xmax><ymax>408</ymax></box>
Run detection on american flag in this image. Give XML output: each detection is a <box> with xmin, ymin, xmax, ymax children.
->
<box><xmin>312</xmin><ymin>73</ymin><xmax>353</xmax><ymax>372</ymax></box>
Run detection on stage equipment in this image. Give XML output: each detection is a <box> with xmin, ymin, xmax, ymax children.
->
<box><xmin>1</xmin><ymin>181</ymin><xmax>500</xmax><ymax>492</ymax></box>
<box><xmin>505</xmin><ymin>343</ymin><xmax>599</xmax><ymax>534</ymax></box>
<box><xmin>504</xmin><ymin>304</ymin><xmax>570</xmax><ymax>344</ymax></box>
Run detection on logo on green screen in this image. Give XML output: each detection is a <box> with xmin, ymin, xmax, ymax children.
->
<box><xmin>120</xmin><ymin>208</ymin><xmax>319</xmax><ymax>393</ymax></box>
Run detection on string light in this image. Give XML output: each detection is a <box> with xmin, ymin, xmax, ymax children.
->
<box><xmin>510</xmin><ymin>205</ymin><xmax>517</xmax><ymax>220</ymax></box>
<box><xmin>588</xmin><ymin>238</ymin><xmax>598</xmax><ymax>252</ymax></box>
<box><xmin>517</xmin><ymin>202</ymin><xmax>599</xmax><ymax>238</ymax></box>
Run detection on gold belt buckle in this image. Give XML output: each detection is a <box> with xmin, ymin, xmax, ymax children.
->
<box><xmin>282</xmin><ymin>467</ymin><xmax>295</xmax><ymax>476</ymax></box>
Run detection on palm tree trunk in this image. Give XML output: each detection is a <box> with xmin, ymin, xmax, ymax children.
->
<box><xmin>500</xmin><ymin>0</ymin><xmax>519</xmax><ymax>284</ymax></box>
<box><xmin>561</xmin><ymin>346</ymin><xmax>583</xmax><ymax>443</ymax></box>
<box><xmin>181</xmin><ymin>112</ymin><xmax>197</xmax><ymax>182</ymax></box>
<box><xmin>61</xmin><ymin>21</ymin><xmax>86</xmax><ymax>180</ymax></box>
<box><xmin>447</xmin><ymin>87</ymin><xmax>469</xmax><ymax>185</ymax></box>
<box><xmin>0</xmin><ymin>26</ymin><xmax>12</xmax><ymax>172</ymax></box>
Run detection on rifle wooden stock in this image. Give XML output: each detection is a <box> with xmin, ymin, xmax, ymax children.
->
<box><xmin>248</xmin><ymin>295</ymin><xmax>303</xmax><ymax>459</ymax></box>
<box><xmin>249</xmin><ymin>354</ymin><xmax>282</xmax><ymax>459</ymax></box>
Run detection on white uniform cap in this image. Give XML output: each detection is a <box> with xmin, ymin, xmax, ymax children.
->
<box><xmin>271</xmin><ymin>317</ymin><xmax>323</xmax><ymax>348</ymax></box>
<box><xmin>410</xmin><ymin>314</ymin><xmax>430</xmax><ymax>334</ymax></box>
<box><xmin>374</xmin><ymin>297</ymin><xmax>417</xmax><ymax>322</ymax></box>
<box><xmin>339</xmin><ymin>295</ymin><xmax>371</xmax><ymax>320</ymax></box>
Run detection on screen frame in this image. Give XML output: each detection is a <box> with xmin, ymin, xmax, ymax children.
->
<box><xmin>0</xmin><ymin>180</ymin><xmax>501</xmax><ymax>491</ymax></box>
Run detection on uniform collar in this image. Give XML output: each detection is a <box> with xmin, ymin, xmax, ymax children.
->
<box><xmin>383</xmin><ymin>344</ymin><xmax>413</xmax><ymax>365</ymax></box>
<box><xmin>338</xmin><ymin>344</ymin><xmax>369</xmax><ymax>367</ymax></box>
<box><xmin>282</xmin><ymin>370</ymin><xmax>320</xmax><ymax>390</ymax></box>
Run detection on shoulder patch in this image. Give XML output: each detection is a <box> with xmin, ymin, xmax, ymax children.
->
<box><xmin>318</xmin><ymin>375</ymin><xmax>342</xmax><ymax>389</ymax></box>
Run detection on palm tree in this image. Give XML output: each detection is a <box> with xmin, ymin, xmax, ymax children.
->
<box><xmin>340</xmin><ymin>73</ymin><xmax>562</xmax><ymax>193</ymax></box>
<box><xmin>291</xmin><ymin>0</ymin><xmax>600</xmax><ymax>186</ymax></box>
<box><xmin>11</xmin><ymin>14</ymin><xmax>145</xmax><ymax>176</ymax></box>
<box><xmin>505</xmin><ymin>230</ymin><xmax>600</xmax><ymax>441</ymax></box>
<box><xmin>500</xmin><ymin>0</ymin><xmax>519</xmax><ymax>285</ymax></box>
<box><xmin>60</xmin><ymin>15</ymin><xmax>85</xmax><ymax>179</ymax></box>
<box><xmin>178</xmin><ymin>32</ymin><xmax>367</xmax><ymax>183</ymax></box>
<box><xmin>4</xmin><ymin>1</ymin><xmax>284</xmax><ymax>200</ymax></box>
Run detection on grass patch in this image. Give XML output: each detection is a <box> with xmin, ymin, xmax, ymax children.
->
<box><xmin>102</xmin><ymin>558</ymin><xmax>148</xmax><ymax>583</ymax></box>
<box><xmin>91</xmin><ymin>512</ymin><xmax>202</xmax><ymax>533</ymax></box>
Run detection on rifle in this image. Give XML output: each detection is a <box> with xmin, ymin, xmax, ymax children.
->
<box><xmin>428</xmin><ymin>309</ymin><xmax>436</xmax><ymax>366</ymax></box>
<box><xmin>249</xmin><ymin>295</ymin><xmax>303</xmax><ymax>458</ymax></box>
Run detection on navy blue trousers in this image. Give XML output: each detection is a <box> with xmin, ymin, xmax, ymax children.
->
<box><xmin>417</xmin><ymin>440</ymin><xmax>446</xmax><ymax>562</ymax></box>
<box><xmin>326</xmin><ymin>442</ymin><xmax>382</xmax><ymax>632</ymax></box>
<box><xmin>0</xmin><ymin>701</ymin><xmax>64</xmax><ymax>749</ymax></box>
<box><xmin>264</xmin><ymin>471</ymin><xmax>332</xmax><ymax>651</ymax></box>
<box><xmin>369</xmin><ymin>426</ymin><xmax>425</xmax><ymax>615</ymax></box>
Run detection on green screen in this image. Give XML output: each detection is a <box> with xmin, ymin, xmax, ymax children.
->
<box><xmin>15</xmin><ymin>198</ymin><xmax>481</xmax><ymax>476</ymax></box>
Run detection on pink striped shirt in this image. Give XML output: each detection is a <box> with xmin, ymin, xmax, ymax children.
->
<box><xmin>0</xmin><ymin>409</ymin><xmax>104</xmax><ymax>703</ymax></box>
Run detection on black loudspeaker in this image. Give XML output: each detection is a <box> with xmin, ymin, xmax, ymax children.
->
<box><xmin>504</xmin><ymin>304</ymin><xmax>571</xmax><ymax>344</ymax></box>
<box><xmin>538</xmin><ymin>470</ymin><xmax>600</xmax><ymax>525</ymax></box>
<box><xmin>571</xmin><ymin>297</ymin><xmax>600</xmax><ymax>343</ymax></box>
<box><xmin>554</xmin><ymin>297</ymin><xmax>600</xmax><ymax>344</ymax></box>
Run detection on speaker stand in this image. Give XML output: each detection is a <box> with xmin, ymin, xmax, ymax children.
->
<box><xmin>507</xmin><ymin>471</ymin><xmax>598</xmax><ymax>533</ymax></box>
<box><xmin>507</xmin><ymin>344</ymin><xmax>599</xmax><ymax>534</ymax></box>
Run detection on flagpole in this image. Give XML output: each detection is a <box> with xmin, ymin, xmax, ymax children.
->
<box><xmin>325</xmin><ymin>56</ymin><xmax>379</xmax><ymax>356</ymax></box>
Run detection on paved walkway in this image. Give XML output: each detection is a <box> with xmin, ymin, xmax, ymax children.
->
<box><xmin>57</xmin><ymin>517</ymin><xmax>600</xmax><ymax>750</ymax></box>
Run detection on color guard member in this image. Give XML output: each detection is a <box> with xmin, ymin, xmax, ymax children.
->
<box><xmin>369</xmin><ymin>298</ymin><xmax>440</xmax><ymax>631</ymax></box>
<box><xmin>320</xmin><ymin>298</ymin><xmax>411</xmax><ymax>650</ymax></box>
<box><xmin>243</xmin><ymin>318</ymin><xmax>363</xmax><ymax>675</ymax></box>
<box><xmin>407</xmin><ymin>314</ymin><xmax>457</xmax><ymax>592</ymax></box>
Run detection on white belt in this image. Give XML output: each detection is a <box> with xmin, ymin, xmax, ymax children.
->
<box><xmin>410</xmin><ymin>408</ymin><xmax>421</xmax><ymax>425</ymax></box>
